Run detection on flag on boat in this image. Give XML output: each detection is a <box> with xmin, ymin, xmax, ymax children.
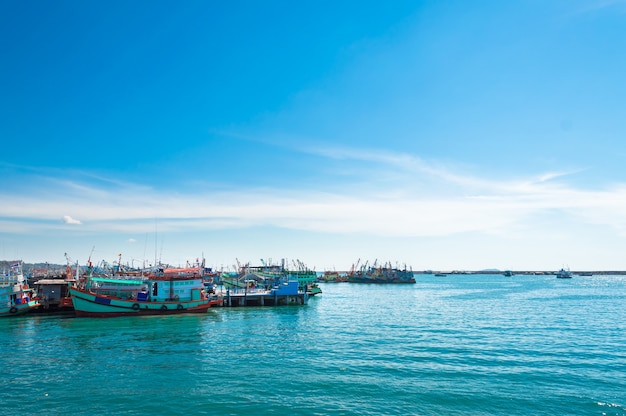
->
<box><xmin>10</xmin><ymin>263</ymin><xmax>20</xmax><ymax>268</ymax></box>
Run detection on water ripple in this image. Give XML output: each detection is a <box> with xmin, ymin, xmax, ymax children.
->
<box><xmin>2</xmin><ymin>275</ymin><xmax>626</xmax><ymax>415</ymax></box>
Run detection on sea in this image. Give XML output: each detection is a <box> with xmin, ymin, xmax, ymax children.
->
<box><xmin>2</xmin><ymin>273</ymin><xmax>626</xmax><ymax>416</ymax></box>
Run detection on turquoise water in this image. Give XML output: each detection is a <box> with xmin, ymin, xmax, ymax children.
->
<box><xmin>2</xmin><ymin>274</ymin><xmax>626</xmax><ymax>415</ymax></box>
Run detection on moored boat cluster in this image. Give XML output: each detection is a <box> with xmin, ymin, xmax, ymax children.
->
<box><xmin>1</xmin><ymin>257</ymin><xmax>418</xmax><ymax>318</ymax></box>
<box><xmin>320</xmin><ymin>259</ymin><xmax>415</xmax><ymax>284</ymax></box>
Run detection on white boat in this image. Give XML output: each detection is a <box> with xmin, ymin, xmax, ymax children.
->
<box><xmin>556</xmin><ymin>268</ymin><xmax>573</xmax><ymax>279</ymax></box>
<box><xmin>1</xmin><ymin>261</ymin><xmax>39</xmax><ymax>316</ymax></box>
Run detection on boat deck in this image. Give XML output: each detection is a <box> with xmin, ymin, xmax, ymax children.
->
<box><xmin>217</xmin><ymin>288</ymin><xmax>308</xmax><ymax>307</ymax></box>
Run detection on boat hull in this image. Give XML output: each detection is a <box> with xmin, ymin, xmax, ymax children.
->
<box><xmin>69</xmin><ymin>287</ymin><xmax>222</xmax><ymax>317</ymax></box>
<box><xmin>0</xmin><ymin>300</ymin><xmax>39</xmax><ymax>317</ymax></box>
<box><xmin>306</xmin><ymin>285</ymin><xmax>322</xmax><ymax>296</ymax></box>
<box><xmin>347</xmin><ymin>265</ymin><xmax>416</xmax><ymax>284</ymax></box>
<box><xmin>1</xmin><ymin>261</ymin><xmax>39</xmax><ymax>317</ymax></box>
<box><xmin>347</xmin><ymin>277</ymin><xmax>416</xmax><ymax>284</ymax></box>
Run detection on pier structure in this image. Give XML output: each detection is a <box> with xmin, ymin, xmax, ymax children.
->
<box><xmin>219</xmin><ymin>278</ymin><xmax>308</xmax><ymax>307</ymax></box>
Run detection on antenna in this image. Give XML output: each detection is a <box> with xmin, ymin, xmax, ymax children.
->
<box><xmin>87</xmin><ymin>246</ymin><xmax>95</xmax><ymax>267</ymax></box>
<box><xmin>154</xmin><ymin>219</ymin><xmax>158</xmax><ymax>267</ymax></box>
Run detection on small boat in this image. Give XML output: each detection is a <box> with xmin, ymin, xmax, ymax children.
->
<box><xmin>305</xmin><ymin>282</ymin><xmax>322</xmax><ymax>296</ymax></box>
<box><xmin>69</xmin><ymin>265</ymin><xmax>222</xmax><ymax>317</ymax></box>
<box><xmin>556</xmin><ymin>268</ymin><xmax>573</xmax><ymax>279</ymax></box>
<box><xmin>1</xmin><ymin>261</ymin><xmax>39</xmax><ymax>317</ymax></box>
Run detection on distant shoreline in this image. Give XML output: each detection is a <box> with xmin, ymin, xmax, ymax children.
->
<box><xmin>2</xmin><ymin>261</ymin><xmax>625</xmax><ymax>276</ymax></box>
<box><xmin>413</xmin><ymin>270</ymin><xmax>626</xmax><ymax>276</ymax></box>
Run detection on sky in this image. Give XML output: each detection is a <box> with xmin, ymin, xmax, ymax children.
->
<box><xmin>1</xmin><ymin>0</ymin><xmax>626</xmax><ymax>272</ymax></box>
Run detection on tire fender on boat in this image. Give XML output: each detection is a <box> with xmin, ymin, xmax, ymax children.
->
<box><xmin>131</xmin><ymin>303</ymin><xmax>140</xmax><ymax>310</ymax></box>
<box><xmin>160</xmin><ymin>305</ymin><xmax>168</xmax><ymax>310</ymax></box>
<box><xmin>176</xmin><ymin>304</ymin><xmax>183</xmax><ymax>310</ymax></box>
<box><xmin>9</xmin><ymin>307</ymin><xmax>18</xmax><ymax>314</ymax></box>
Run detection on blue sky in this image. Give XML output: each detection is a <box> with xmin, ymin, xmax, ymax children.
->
<box><xmin>2</xmin><ymin>0</ymin><xmax>626</xmax><ymax>271</ymax></box>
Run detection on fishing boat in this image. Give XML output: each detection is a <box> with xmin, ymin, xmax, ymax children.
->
<box><xmin>69</xmin><ymin>264</ymin><xmax>222</xmax><ymax>317</ymax></box>
<box><xmin>347</xmin><ymin>261</ymin><xmax>416</xmax><ymax>284</ymax></box>
<box><xmin>556</xmin><ymin>268</ymin><xmax>573</xmax><ymax>279</ymax></box>
<box><xmin>32</xmin><ymin>260</ymin><xmax>78</xmax><ymax>313</ymax></box>
<box><xmin>220</xmin><ymin>270</ymin><xmax>249</xmax><ymax>289</ymax></box>
<box><xmin>232</xmin><ymin>259</ymin><xmax>321</xmax><ymax>295</ymax></box>
<box><xmin>32</xmin><ymin>277</ymin><xmax>75</xmax><ymax>312</ymax></box>
<box><xmin>288</xmin><ymin>264</ymin><xmax>319</xmax><ymax>294</ymax></box>
<box><xmin>1</xmin><ymin>261</ymin><xmax>39</xmax><ymax>317</ymax></box>
<box><xmin>319</xmin><ymin>270</ymin><xmax>347</xmax><ymax>282</ymax></box>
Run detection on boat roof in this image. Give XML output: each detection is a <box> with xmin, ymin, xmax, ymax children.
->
<box><xmin>34</xmin><ymin>279</ymin><xmax>77</xmax><ymax>285</ymax></box>
<box><xmin>163</xmin><ymin>267</ymin><xmax>202</xmax><ymax>274</ymax></box>
<box><xmin>91</xmin><ymin>277</ymin><xmax>146</xmax><ymax>285</ymax></box>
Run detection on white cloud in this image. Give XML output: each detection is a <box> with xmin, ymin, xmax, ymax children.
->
<box><xmin>62</xmin><ymin>215</ymin><xmax>82</xmax><ymax>225</ymax></box>
<box><xmin>3</xmin><ymin>154</ymin><xmax>626</xmax><ymax>270</ymax></box>
<box><xmin>2</xmin><ymin>152</ymin><xmax>626</xmax><ymax>242</ymax></box>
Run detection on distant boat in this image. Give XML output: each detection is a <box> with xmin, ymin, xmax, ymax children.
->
<box><xmin>69</xmin><ymin>265</ymin><xmax>222</xmax><ymax>317</ymax></box>
<box><xmin>556</xmin><ymin>268</ymin><xmax>573</xmax><ymax>279</ymax></box>
<box><xmin>503</xmin><ymin>270</ymin><xmax>514</xmax><ymax>277</ymax></box>
<box><xmin>434</xmin><ymin>273</ymin><xmax>447</xmax><ymax>277</ymax></box>
<box><xmin>347</xmin><ymin>262</ymin><xmax>416</xmax><ymax>284</ymax></box>
<box><xmin>320</xmin><ymin>270</ymin><xmax>348</xmax><ymax>282</ymax></box>
<box><xmin>1</xmin><ymin>261</ymin><xmax>39</xmax><ymax>317</ymax></box>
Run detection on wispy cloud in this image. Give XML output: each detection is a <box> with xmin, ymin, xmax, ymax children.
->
<box><xmin>302</xmin><ymin>144</ymin><xmax>585</xmax><ymax>194</ymax></box>
<box><xmin>2</xmin><ymin>153</ymin><xmax>626</xmax><ymax>240</ymax></box>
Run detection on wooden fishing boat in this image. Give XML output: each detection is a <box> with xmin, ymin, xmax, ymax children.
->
<box><xmin>69</xmin><ymin>265</ymin><xmax>222</xmax><ymax>317</ymax></box>
<box><xmin>1</xmin><ymin>261</ymin><xmax>39</xmax><ymax>317</ymax></box>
